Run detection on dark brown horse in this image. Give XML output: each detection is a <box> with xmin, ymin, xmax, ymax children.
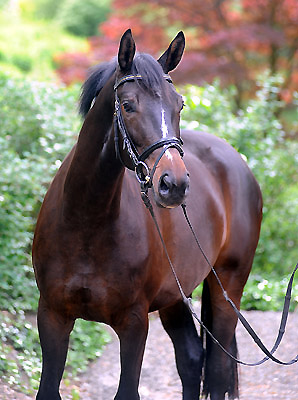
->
<box><xmin>32</xmin><ymin>30</ymin><xmax>262</xmax><ymax>400</ymax></box>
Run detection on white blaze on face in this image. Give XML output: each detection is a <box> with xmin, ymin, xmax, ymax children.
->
<box><xmin>160</xmin><ymin>108</ymin><xmax>173</xmax><ymax>161</ymax></box>
<box><xmin>161</xmin><ymin>108</ymin><xmax>169</xmax><ymax>138</ymax></box>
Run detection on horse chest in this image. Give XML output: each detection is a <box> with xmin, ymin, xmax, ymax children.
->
<box><xmin>48</xmin><ymin>225</ymin><xmax>150</xmax><ymax>321</ymax></box>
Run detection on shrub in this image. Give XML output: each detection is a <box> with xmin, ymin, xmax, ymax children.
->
<box><xmin>241</xmin><ymin>273</ymin><xmax>298</xmax><ymax>311</ymax></box>
<box><xmin>11</xmin><ymin>54</ymin><xmax>33</xmax><ymax>73</ymax></box>
<box><xmin>0</xmin><ymin>312</ymin><xmax>110</xmax><ymax>394</ymax></box>
<box><xmin>0</xmin><ymin>145</ymin><xmax>44</xmax><ymax>312</ymax></box>
<box><xmin>0</xmin><ymin>73</ymin><xmax>79</xmax><ymax>313</ymax></box>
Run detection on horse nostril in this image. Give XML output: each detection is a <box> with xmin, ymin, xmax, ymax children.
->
<box><xmin>184</xmin><ymin>173</ymin><xmax>190</xmax><ymax>193</ymax></box>
<box><xmin>159</xmin><ymin>173</ymin><xmax>172</xmax><ymax>196</ymax></box>
<box><xmin>157</xmin><ymin>172</ymin><xmax>190</xmax><ymax>207</ymax></box>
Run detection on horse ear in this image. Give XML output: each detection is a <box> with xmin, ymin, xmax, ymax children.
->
<box><xmin>158</xmin><ymin>31</ymin><xmax>185</xmax><ymax>73</ymax></box>
<box><xmin>118</xmin><ymin>29</ymin><xmax>136</xmax><ymax>72</ymax></box>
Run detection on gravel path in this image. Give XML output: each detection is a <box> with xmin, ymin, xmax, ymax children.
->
<box><xmin>62</xmin><ymin>308</ymin><xmax>298</xmax><ymax>400</ymax></box>
<box><xmin>3</xmin><ymin>310</ymin><xmax>297</xmax><ymax>399</ymax></box>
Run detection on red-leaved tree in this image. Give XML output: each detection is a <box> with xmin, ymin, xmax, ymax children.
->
<box><xmin>55</xmin><ymin>0</ymin><xmax>298</xmax><ymax>104</ymax></box>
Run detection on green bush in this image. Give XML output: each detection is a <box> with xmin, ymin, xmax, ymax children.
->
<box><xmin>0</xmin><ymin>312</ymin><xmax>110</xmax><ymax>394</ymax></box>
<box><xmin>0</xmin><ymin>72</ymin><xmax>79</xmax><ymax>159</ymax></box>
<box><xmin>0</xmin><ymin>145</ymin><xmax>43</xmax><ymax>312</ymax></box>
<box><xmin>241</xmin><ymin>273</ymin><xmax>298</xmax><ymax>311</ymax></box>
<box><xmin>0</xmin><ymin>73</ymin><xmax>79</xmax><ymax>313</ymax></box>
<box><xmin>11</xmin><ymin>54</ymin><xmax>33</xmax><ymax>73</ymax></box>
<box><xmin>181</xmin><ymin>75</ymin><xmax>298</xmax><ymax>277</ymax></box>
<box><xmin>57</xmin><ymin>0</ymin><xmax>111</xmax><ymax>37</ymax></box>
<box><xmin>0</xmin><ymin>312</ymin><xmax>41</xmax><ymax>392</ymax></box>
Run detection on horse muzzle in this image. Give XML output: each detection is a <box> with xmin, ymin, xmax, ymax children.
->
<box><xmin>155</xmin><ymin>170</ymin><xmax>190</xmax><ymax>208</ymax></box>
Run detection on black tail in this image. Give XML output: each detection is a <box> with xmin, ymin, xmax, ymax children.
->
<box><xmin>201</xmin><ymin>279</ymin><xmax>239</xmax><ymax>399</ymax></box>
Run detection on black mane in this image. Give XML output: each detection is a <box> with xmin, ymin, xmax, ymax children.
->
<box><xmin>79</xmin><ymin>53</ymin><xmax>166</xmax><ymax>118</ymax></box>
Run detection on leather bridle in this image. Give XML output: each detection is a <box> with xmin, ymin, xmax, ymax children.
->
<box><xmin>113</xmin><ymin>74</ymin><xmax>184</xmax><ymax>191</ymax></box>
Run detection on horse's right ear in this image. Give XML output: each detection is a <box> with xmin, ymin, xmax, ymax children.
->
<box><xmin>118</xmin><ymin>29</ymin><xmax>136</xmax><ymax>72</ymax></box>
<box><xmin>158</xmin><ymin>31</ymin><xmax>185</xmax><ymax>73</ymax></box>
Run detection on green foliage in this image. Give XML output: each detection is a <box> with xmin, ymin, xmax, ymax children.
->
<box><xmin>67</xmin><ymin>320</ymin><xmax>111</xmax><ymax>376</ymax></box>
<box><xmin>0</xmin><ymin>312</ymin><xmax>110</xmax><ymax>394</ymax></box>
<box><xmin>0</xmin><ymin>312</ymin><xmax>41</xmax><ymax>393</ymax></box>
<box><xmin>181</xmin><ymin>75</ymin><xmax>298</xmax><ymax>277</ymax></box>
<box><xmin>193</xmin><ymin>274</ymin><xmax>298</xmax><ymax>311</ymax></box>
<box><xmin>0</xmin><ymin>73</ymin><xmax>79</xmax><ymax>312</ymax></box>
<box><xmin>57</xmin><ymin>0</ymin><xmax>111</xmax><ymax>37</ymax></box>
<box><xmin>241</xmin><ymin>274</ymin><xmax>298</xmax><ymax>311</ymax></box>
<box><xmin>0</xmin><ymin>72</ymin><xmax>79</xmax><ymax>158</ymax></box>
<box><xmin>11</xmin><ymin>53</ymin><xmax>33</xmax><ymax>73</ymax></box>
<box><xmin>0</xmin><ymin>6</ymin><xmax>87</xmax><ymax>81</ymax></box>
<box><xmin>0</xmin><ymin>146</ymin><xmax>42</xmax><ymax>312</ymax></box>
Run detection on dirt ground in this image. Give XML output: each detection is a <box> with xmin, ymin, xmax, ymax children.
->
<box><xmin>2</xmin><ymin>309</ymin><xmax>297</xmax><ymax>399</ymax></box>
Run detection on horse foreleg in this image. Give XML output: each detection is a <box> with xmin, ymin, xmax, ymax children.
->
<box><xmin>36</xmin><ymin>297</ymin><xmax>74</xmax><ymax>400</ymax></box>
<box><xmin>159</xmin><ymin>300</ymin><xmax>204</xmax><ymax>400</ymax></box>
<box><xmin>113</xmin><ymin>308</ymin><xmax>149</xmax><ymax>400</ymax></box>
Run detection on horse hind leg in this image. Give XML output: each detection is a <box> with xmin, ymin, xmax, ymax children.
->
<box><xmin>201</xmin><ymin>255</ymin><xmax>253</xmax><ymax>400</ymax></box>
<box><xmin>201</xmin><ymin>276</ymin><xmax>239</xmax><ymax>400</ymax></box>
<box><xmin>159</xmin><ymin>300</ymin><xmax>204</xmax><ymax>400</ymax></box>
<box><xmin>36</xmin><ymin>297</ymin><xmax>74</xmax><ymax>400</ymax></box>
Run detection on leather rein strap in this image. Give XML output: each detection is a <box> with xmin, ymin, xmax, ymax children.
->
<box><xmin>113</xmin><ymin>74</ymin><xmax>184</xmax><ymax>190</ymax></box>
<box><xmin>114</xmin><ymin>73</ymin><xmax>298</xmax><ymax>366</ymax></box>
<box><xmin>141</xmin><ymin>191</ymin><xmax>298</xmax><ymax>366</ymax></box>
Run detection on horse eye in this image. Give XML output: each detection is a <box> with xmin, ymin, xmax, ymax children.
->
<box><xmin>122</xmin><ymin>101</ymin><xmax>134</xmax><ymax>113</ymax></box>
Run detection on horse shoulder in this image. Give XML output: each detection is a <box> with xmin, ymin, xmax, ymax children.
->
<box><xmin>182</xmin><ymin>130</ymin><xmax>261</xmax><ymax>204</ymax></box>
<box><xmin>182</xmin><ymin>130</ymin><xmax>262</xmax><ymax>268</ymax></box>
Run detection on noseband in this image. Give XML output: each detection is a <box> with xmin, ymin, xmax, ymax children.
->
<box><xmin>113</xmin><ymin>74</ymin><xmax>184</xmax><ymax>190</ymax></box>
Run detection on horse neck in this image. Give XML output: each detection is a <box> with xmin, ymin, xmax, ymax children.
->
<box><xmin>63</xmin><ymin>81</ymin><xmax>124</xmax><ymax>222</ymax></box>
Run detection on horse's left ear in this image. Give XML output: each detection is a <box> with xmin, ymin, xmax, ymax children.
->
<box><xmin>118</xmin><ymin>29</ymin><xmax>136</xmax><ymax>72</ymax></box>
<box><xmin>158</xmin><ymin>31</ymin><xmax>185</xmax><ymax>73</ymax></box>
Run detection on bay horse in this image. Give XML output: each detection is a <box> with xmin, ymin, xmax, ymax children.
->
<box><xmin>32</xmin><ymin>30</ymin><xmax>262</xmax><ymax>399</ymax></box>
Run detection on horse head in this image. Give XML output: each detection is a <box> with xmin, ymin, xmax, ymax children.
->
<box><xmin>114</xmin><ymin>29</ymin><xmax>190</xmax><ymax>208</ymax></box>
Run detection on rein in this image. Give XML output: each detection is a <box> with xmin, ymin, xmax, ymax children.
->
<box><xmin>141</xmin><ymin>190</ymin><xmax>298</xmax><ymax>367</ymax></box>
<box><xmin>112</xmin><ymin>72</ymin><xmax>298</xmax><ymax>366</ymax></box>
<box><xmin>113</xmin><ymin>74</ymin><xmax>184</xmax><ymax>190</ymax></box>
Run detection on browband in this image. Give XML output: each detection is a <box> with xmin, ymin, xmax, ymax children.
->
<box><xmin>114</xmin><ymin>74</ymin><xmax>173</xmax><ymax>90</ymax></box>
